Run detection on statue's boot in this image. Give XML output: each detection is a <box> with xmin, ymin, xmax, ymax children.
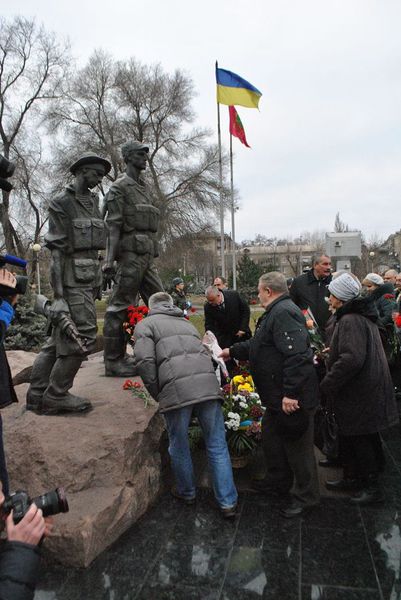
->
<box><xmin>41</xmin><ymin>355</ymin><xmax>92</xmax><ymax>414</ymax></box>
<box><xmin>104</xmin><ymin>336</ymin><xmax>138</xmax><ymax>377</ymax></box>
<box><xmin>26</xmin><ymin>346</ymin><xmax>57</xmax><ymax>412</ymax></box>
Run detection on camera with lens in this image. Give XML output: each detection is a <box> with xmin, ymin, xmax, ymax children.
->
<box><xmin>0</xmin><ymin>154</ymin><xmax>15</xmax><ymax>193</ymax></box>
<box><xmin>0</xmin><ymin>254</ymin><xmax>28</xmax><ymax>298</ymax></box>
<box><xmin>2</xmin><ymin>487</ymin><xmax>69</xmax><ymax>524</ymax></box>
<box><xmin>0</xmin><ymin>154</ymin><xmax>16</xmax><ymax>193</ymax></box>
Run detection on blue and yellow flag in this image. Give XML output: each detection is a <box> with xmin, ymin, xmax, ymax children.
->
<box><xmin>216</xmin><ymin>67</ymin><xmax>262</xmax><ymax>109</ymax></box>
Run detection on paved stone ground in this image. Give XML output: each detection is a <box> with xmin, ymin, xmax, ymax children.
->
<box><xmin>34</xmin><ymin>422</ymin><xmax>401</xmax><ymax>600</ymax></box>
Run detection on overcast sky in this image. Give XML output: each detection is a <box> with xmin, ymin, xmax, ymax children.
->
<box><xmin>4</xmin><ymin>0</ymin><xmax>401</xmax><ymax>243</ymax></box>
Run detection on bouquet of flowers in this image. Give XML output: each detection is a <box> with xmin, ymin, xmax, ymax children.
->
<box><xmin>222</xmin><ymin>374</ymin><xmax>264</xmax><ymax>457</ymax></box>
<box><xmin>123</xmin><ymin>379</ymin><xmax>152</xmax><ymax>408</ymax></box>
<box><xmin>123</xmin><ymin>305</ymin><xmax>149</xmax><ymax>347</ymax></box>
<box><xmin>302</xmin><ymin>308</ymin><xmax>326</xmax><ymax>362</ymax></box>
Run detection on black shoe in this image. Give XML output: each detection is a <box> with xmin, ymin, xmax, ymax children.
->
<box><xmin>319</xmin><ymin>458</ymin><xmax>342</xmax><ymax>468</ymax></box>
<box><xmin>220</xmin><ymin>504</ymin><xmax>237</xmax><ymax>519</ymax></box>
<box><xmin>171</xmin><ymin>487</ymin><xmax>196</xmax><ymax>506</ymax></box>
<box><xmin>325</xmin><ymin>478</ymin><xmax>363</xmax><ymax>492</ymax></box>
<box><xmin>250</xmin><ymin>479</ymin><xmax>290</xmax><ymax>495</ymax></box>
<box><xmin>349</xmin><ymin>488</ymin><xmax>384</xmax><ymax>506</ymax></box>
<box><xmin>280</xmin><ymin>503</ymin><xmax>317</xmax><ymax>519</ymax></box>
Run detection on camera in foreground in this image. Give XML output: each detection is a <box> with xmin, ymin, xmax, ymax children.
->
<box><xmin>0</xmin><ymin>154</ymin><xmax>16</xmax><ymax>192</ymax></box>
<box><xmin>2</xmin><ymin>487</ymin><xmax>69</xmax><ymax>524</ymax></box>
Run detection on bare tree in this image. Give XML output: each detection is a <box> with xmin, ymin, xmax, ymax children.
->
<box><xmin>0</xmin><ymin>16</ymin><xmax>70</xmax><ymax>254</ymax></box>
<box><xmin>48</xmin><ymin>52</ymin><xmax>228</xmax><ymax>244</ymax></box>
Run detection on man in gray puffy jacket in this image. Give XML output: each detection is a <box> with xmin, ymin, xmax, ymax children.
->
<box><xmin>133</xmin><ymin>292</ymin><xmax>238</xmax><ymax>518</ymax></box>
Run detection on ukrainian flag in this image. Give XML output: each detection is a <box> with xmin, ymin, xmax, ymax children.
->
<box><xmin>216</xmin><ymin>67</ymin><xmax>262</xmax><ymax>109</ymax></box>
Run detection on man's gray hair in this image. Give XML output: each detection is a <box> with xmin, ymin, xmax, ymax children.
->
<box><xmin>148</xmin><ymin>292</ymin><xmax>173</xmax><ymax>309</ymax></box>
<box><xmin>259</xmin><ymin>272</ymin><xmax>288</xmax><ymax>293</ymax></box>
<box><xmin>311</xmin><ymin>253</ymin><xmax>330</xmax><ymax>266</ymax></box>
<box><xmin>205</xmin><ymin>285</ymin><xmax>219</xmax><ymax>297</ymax></box>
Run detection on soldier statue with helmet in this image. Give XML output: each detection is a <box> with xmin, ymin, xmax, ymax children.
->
<box><xmin>26</xmin><ymin>153</ymin><xmax>111</xmax><ymax>414</ymax></box>
<box><xmin>102</xmin><ymin>140</ymin><xmax>164</xmax><ymax>377</ymax></box>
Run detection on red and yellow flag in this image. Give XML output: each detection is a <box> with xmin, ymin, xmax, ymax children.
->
<box><xmin>229</xmin><ymin>106</ymin><xmax>250</xmax><ymax>148</ymax></box>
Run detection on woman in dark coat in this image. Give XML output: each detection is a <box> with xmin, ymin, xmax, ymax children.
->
<box><xmin>320</xmin><ymin>273</ymin><xmax>399</xmax><ymax>505</ymax></box>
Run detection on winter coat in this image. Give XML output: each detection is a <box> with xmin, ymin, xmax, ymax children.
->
<box><xmin>370</xmin><ymin>283</ymin><xmax>397</xmax><ymax>327</ymax></box>
<box><xmin>320</xmin><ymin>296</ymin><xmax>398</xmax><ymax>436</ymax></box>
<box><xmin>133</xmin><ymin>303</ymin><xmax>222</xmax><ymax>412</ymax></box>
<box><xmin>290</xmin><ymin>269</ymin><xmax>332</xmax><ymax>332</ymax></box>
<box><xmin>0</xmin><ymin>302</ymin><xmax>18</xmax><ymax>409</ymax></box>
<box><xmin>0</xmin><ymin>541</ymin><xmax>41</xmax><ymax>600</ymax></box>
<box><xmin>230</xmin><ymin>295</ymin><xmax>319</xmax><ymax>411</ymax></box>
<box><xmin>204</xmin><ymin>289</ymin><xmax>251</xmax><ymax>349</ymax></box>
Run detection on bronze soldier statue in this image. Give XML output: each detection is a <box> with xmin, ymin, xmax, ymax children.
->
<box><xmin>27</xmin><ymin>153</ymin><xmax>111</xmax><ymax>414</ymax></box>
<box><xmin>102</xmin><ymin>141</ymin><xmax>164</xmax><ymax>376</ymax></box>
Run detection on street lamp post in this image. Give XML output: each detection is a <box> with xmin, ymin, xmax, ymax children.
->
<box><xmin>32</xmin><ymin>243</ymin><xmax>41</xmax><ymax>294</ymax></box>
<box><xmin>369</xmin><ymin>251</ymin><xmax>375</xmax><ymax>273</ymax></box>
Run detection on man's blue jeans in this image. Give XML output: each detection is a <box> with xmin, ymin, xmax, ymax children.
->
<box><xmin>163</xmin><ymin>399</ymin><xmax>238</xmax><ymax>509</ymax></box>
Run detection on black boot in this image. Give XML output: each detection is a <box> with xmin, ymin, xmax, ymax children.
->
<box><xmin>41</xmin><ymin>355</ymin><xmax>92</xmax><ymax>414</ymax></box>
<box><xmin>325</xmin><ymin>478</ymin><xmax>363</xmax><ymax>492</ymax></box>
<box><xmin>349</xmin><ymin>475</ymin><xmax>384</xmax><ymax>506</ymax></box>
<box><xmin>103</xmin><ymin>336</ymin><xmax>138</xmax><ymax>377</ymax></box>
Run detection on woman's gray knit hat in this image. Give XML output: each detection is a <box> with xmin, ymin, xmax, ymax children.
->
<box><xmin>363</xmin><ymin>273</ymin><xmax>384</xmax><ymax>286</ymax></box>
<box><xmin>328</xmin><ymin>273</ymin><xmax>361</xmax><ymax>301</ymax></box>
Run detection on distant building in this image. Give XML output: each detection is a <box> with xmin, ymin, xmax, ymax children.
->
<box><xmin>325</xmin><ymin>232</ymin><xmax>362</xmax><ymax>272</ymax></box>
<box><xmin>371</xmin><ymin>232</ymin><xmax>401</xmax><ymax>274</ymax></box>
<box><xmin>242</xmin><ymin>243</ymin><xmax>319</xmax><ymax>277</ymax></box>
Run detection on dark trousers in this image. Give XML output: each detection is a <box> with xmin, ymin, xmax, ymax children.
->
<box><xmin>340</xmin><ymin>433</ymin><xmax>385</xmax><ymax>479</ymax></box>
<box><xmin>261</xmin><ymin>408</ymin><xmax>320</xmax><ymax>506</ymax></box>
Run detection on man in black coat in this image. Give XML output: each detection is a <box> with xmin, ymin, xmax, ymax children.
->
<box><xmin>204</xmin><ymin>286</ymin><xmax>251</xmax><ymax>349</ymax></box>
<box><xmin>220</xmin><ymin>272</ymin><xmax>320</xmax><ymax>518</ymax></box>
<box><xmin>290</xmin><ymin>254</ymin><xmax>332</xmax><ymax>334</ymax></box>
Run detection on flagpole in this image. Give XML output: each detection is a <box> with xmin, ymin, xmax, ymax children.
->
<box><xmin>229</xmin><ymin>132</ymin><xmax>237</xmax><ymax>290</ymax></box>
<box><xmin>216</xmin><ymin>60</ymin><xmax>225</xmax><ymax>279</ymax></box>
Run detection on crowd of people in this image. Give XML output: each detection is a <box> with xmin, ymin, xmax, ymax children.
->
<box><xmin>1</xmin><ymin>252</ymin><xmax>400</xmax><ymax>596</ymax></box>
<box><xmin>161</xmin><ymin>256</ymin><xmax>400</xmax><ymax>517</ymax></box>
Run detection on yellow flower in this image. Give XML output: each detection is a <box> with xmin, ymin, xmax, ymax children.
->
<box><xmin>238</xmin><ymin>383</ymin><xmax>253</xmax><ymax>392</ymax></box>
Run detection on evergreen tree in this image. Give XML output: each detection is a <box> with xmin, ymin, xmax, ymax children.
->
<box><xmin>236</xmin><ymin>253</ymin><xmax>264</xmax><ymax>301</ymax></box>
<box><xmin>4</xmin><ymin>294</ymin><xmax>47</xmax><ymax>351</ymax></box>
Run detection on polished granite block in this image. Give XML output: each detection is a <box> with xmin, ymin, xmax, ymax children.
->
<box><xmin>137</xmin><ymin>583</ymin><xmax>221</xmax><ymax>600</ymax></box>
<box><xmin>301</xmin><ymin>585</ymin><xmax>381</xmax><ymax>599</ymax></box>
<box><xmin>361</xmin><ymin>507</ymin><xmax>401</xmax><ymax>600</ymax></box>
<box><xmin>222</xmin><ymin>546</ymin><xmax>299</xmax><ymax>599</ymax></box>
<box><xmin>302</xmin><ymin>498</ymin><xmax>363</xmax><ymax>531</ymax></box>
<box><xmin>234</xmin><ymin>500</ymin><xmax>300</xmax><ymax>551</ymax></box>
<box><xmin>145</xmin><ymin>541</ymin><xmax>230</xmax><ymax>588</ymax></box>
<box><xmin>168</xmin><ymin>500</ymin><xmax>240</xmax><ymax>546</ymax></box>
<box><xmin>302</xmin><ymin>527</ymin><xmax>377</xmax><ymax>588</ymax></box>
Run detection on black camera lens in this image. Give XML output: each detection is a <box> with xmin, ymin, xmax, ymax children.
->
<box><xmin>31</xmin><ymin>487</ymin><xmax>69</xmax><ymax>517</ymax></box>
<box><xmin>0</xmin><ymin>155</ymin><xmax>15</xmax><ymax>179</ymax></box>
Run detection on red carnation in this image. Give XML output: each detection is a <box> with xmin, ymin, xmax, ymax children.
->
<box><xmin>395</xmin><ymin>314</ymin><xmax>401</xmax><ymax>328</ymax></box>
<box><xmin>384</xmin><ymin>294</ymin><xmax>395</xmax><ymax>299</ymax></box>
<box><xmin>250</xmin><ymin>405</ymin><xmax>264</xmax><ymax>419</ymax></box>
<box><xmin>123</xmin><ymin>379</ymin><xmax>134</xmax><ymax>389</ymax></box>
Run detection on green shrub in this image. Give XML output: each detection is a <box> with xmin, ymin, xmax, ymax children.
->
<box><xmin>4</xmin><ymin>294</ymin><xmax>47</xmax><ymax>351</ymax></box>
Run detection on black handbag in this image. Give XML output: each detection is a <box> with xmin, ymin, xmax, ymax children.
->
<box><xmin>314</xmin><ymin>400</ymin><xmax>339</xmax><ymax>459</ymax></box>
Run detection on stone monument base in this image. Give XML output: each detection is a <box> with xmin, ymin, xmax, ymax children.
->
<box><xmin>3</xmin><ymin>352</ymin><xmax>165</xmax><ymax>567</ymax></box>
